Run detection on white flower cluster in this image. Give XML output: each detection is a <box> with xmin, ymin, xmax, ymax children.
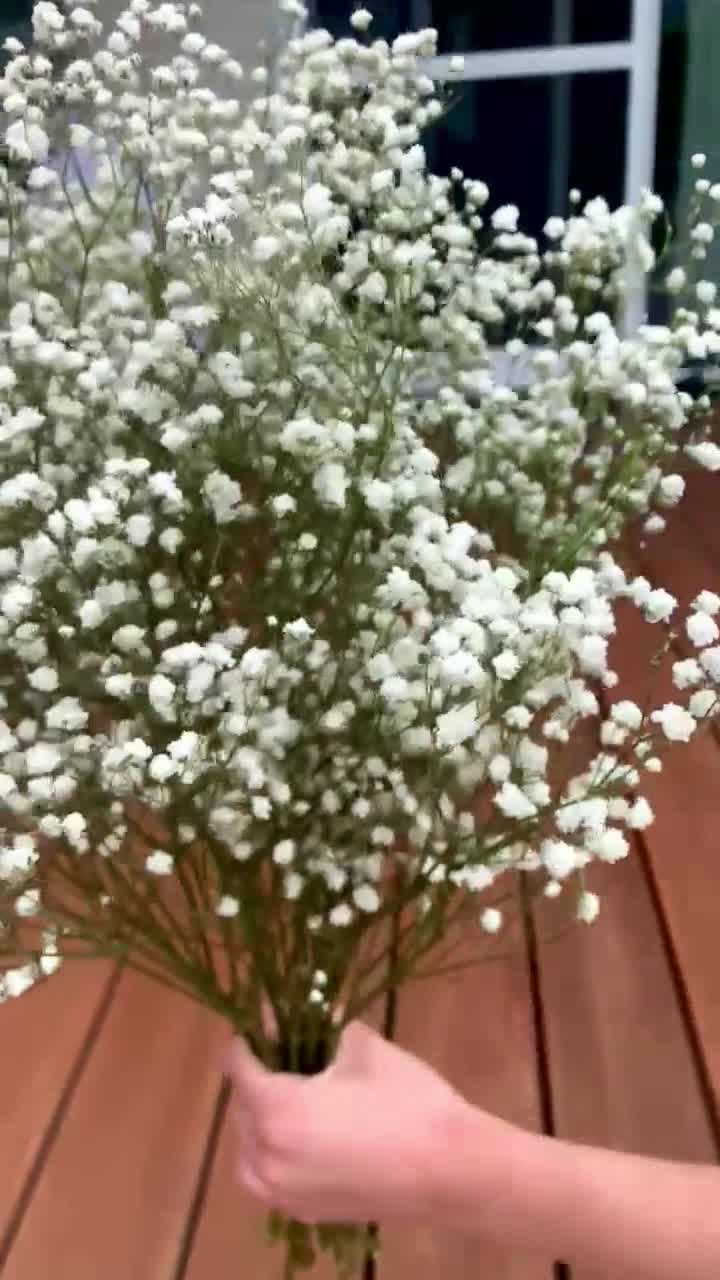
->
<box><xmin>2</xmin><ymin>2</ymin><xmax>720</xmax><ymax>1007</ymax></box>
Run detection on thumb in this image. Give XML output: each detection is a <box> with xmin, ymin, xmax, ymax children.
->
<box><xmin>226</xmin><ymin>1037</ymin><xmax>275</xmax><ymax>1103</ymax></box>
<box><xmin>333</xmin><ymin>1020</ymin><xmax>386</xmax><ymax>1076</ymax></box>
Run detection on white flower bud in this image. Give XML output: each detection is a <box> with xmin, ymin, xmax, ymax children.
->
<box><xmin>145</xmin><ymin>850</ymin><xmax>174</xmax><ymax>875</ymax></box>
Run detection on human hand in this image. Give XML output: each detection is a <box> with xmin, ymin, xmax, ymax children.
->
<box><xmin>226</xmin><ymin>1020</ymin><xmax>518</xmax><ymax>1227</ymax></box>
<box><xmin>230</xmin><ymin>1020</ymin><xmax>720</xmax><ymax>1278</ymax></box>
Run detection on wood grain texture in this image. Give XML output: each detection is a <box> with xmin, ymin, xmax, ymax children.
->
<box><xmin>2</xmin><ymin>969</ymin><xmax>227</xmax><ymax>1280</ymax></box>
<box><xmin>0</xmin><ymin>962</ymin><xmax>116</xmax><ymax>1258</ymax></box>
<box><xmin>380</xmin><ymin>906</ymin><xmax>552</xmax><ymax>1280</ymax></box>
<box><xmin>536</xmin><ymin>854</ymin><xmax>716</xmax><ymax>1163</ymax></box>
<box><xmin>609</xmin><ymin>600</ymin><xmax>720</xmax><ymax>1130</ymax></box>
<box><xmin>635</xmin><ymin>499</ymin><xmax>720</xmax><ymax>618</ymax></box>
<box><xmin>674</xmin><ymin>470</ymin><xmax>720</xmax><ymax>559</ymax></box>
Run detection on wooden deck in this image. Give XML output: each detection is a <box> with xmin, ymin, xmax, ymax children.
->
<box><xmin>1</xmin><ymin>476</ymin><xmax>720</xmax><ymax>1280</ymax></box>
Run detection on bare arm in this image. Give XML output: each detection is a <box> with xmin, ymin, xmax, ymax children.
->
<box><xmin>447</xmin><ymin>1105</ymin><xmax>720</xmax><ymax>1280</ymax></box>
<box><xmin>228</xmin><ymin>1021</ymin><xmax>720</xmax><ymax>1279</ymax></box>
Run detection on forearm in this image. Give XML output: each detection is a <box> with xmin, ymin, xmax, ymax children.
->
<box><xmin>439</xmin><ymin>1104</ymin><xmax>720</xmax><ymax>1279</ymax></box>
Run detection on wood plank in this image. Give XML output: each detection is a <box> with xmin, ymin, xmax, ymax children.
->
<box><xmin>537</xmin><ymin>853</ymin><xmax>718</xmax><ymax>1280</ymax></box>
<box><xmin>2</xmin><ymin>969</ymin><xmax>227</xmax><ymax>1280</ymax></box>
<box><xmin>536</xmin><ymin>853</ymin><xmax>716</xmax><ymax>1162</ymax></box>
<box><xmin>0</xmin><ymin>962</ymin><xmax>117</xmax><ymax>1260</ymax></box>
<box><xmin>674</xmin><ymin>470</ymin><xmax>720</xmax><ymax>556</ymax></box>
<box><xmin>380</xmin><ymin>907</ymin><xmax>552</xmax><ymax>1280</ymax></box>
<box><xmin>533</xmin><ymin>570</ymin><xmax>720</xmax><ymax>1280</ymax></box>
<box><xmin>635</xmin><ymin>501</ymin><xmax>720</xmax><ymax>620</ymax></box>
<box><xmin>607</xmin><ymin>600</ymin><xmax>720</xmax><ymax>1128</ymax></box>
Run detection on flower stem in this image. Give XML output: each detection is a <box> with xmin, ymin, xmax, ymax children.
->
<box><xmin>362</xmin><ymin>896</ymin><xmax>403</xmax><ymax>1280</ymax></box>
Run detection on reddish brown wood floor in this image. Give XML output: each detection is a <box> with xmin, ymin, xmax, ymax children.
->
<box><xmin>1</xmin><ymin>477</ymin><xmax>719</xmax><ymax>1280</ymax></box>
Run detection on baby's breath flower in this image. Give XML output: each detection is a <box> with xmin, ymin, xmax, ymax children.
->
<box><xmin>145</xmin><ymin>850</ymin><xmax>174</xmax><ymax>876</ymax></box>
<box><xmin>329</xmin><ymin>903</ymin><xmax>353</xmax><ymax>928</ymax></box>
<box><xmin>576</xmin><ymin>891</ymin><xmax>600</xmax><ymax>924</ymax></box>
<box><xmin>273</xmin><ymin>839</ymin><xmax>296</xmax><ymax>866</ymax></box>
<box><xmin>2</xmin><ymin>965</ymin><xmax>38</xmax><ymax>999</ymax></box>
<box><xmin>693</xmin><ymin>591</ymin><xmax>720</xmax><ymax>616</ymax></box>
<box><xmin>435</xmin><ymin>703</ymin><xmax>480</xmax><ymax>749</ymax></box>
<box><xmin>627</xmin><ymin>797</ymin><xmax>653</xmax><ymax>830</ymax></box>
<box><xmin>216</xmin><ymin>895</ymin><xmax>240</xmax><ymax>918</ymax></box>
<box><xmin>651</xmin><ymin>703</ymin><xmax>696</xmax><ymax>742</ymax></box>
<box><xmin>350</xmin><ymin>7</ymin><xmax>372</xmax><ymax>31</ymax></box>
<box><xmin>586</xmin><ymin>828</ymin><xmax>630</xmax><ymax>862</ymax></box>
<box><xmin>687</xmin><ymin>612</ymin><xmax>719</xmax><ymax>648</ymax></box>
<box><xmin>0</xmin><ymin>20</ymin><xmax>717</xmax><ymax>1229</ymax></box>
<box><xmin>353</xmin><ymin>884</ymin><xmax>380</xmax><ymax>913</ymax></box>
<box><xmin>479</xmin><ymin>907</ymin><xmax>502</xmax><ymax>933</ymax></box>
<box><xmin>541</xmin><ymin>839</ymin><xmax>578</xmax><ymax>879</ymax></box>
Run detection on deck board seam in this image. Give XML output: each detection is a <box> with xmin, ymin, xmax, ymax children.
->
<box><xmin>172</xmin><ymin>1075</ymin><xmax>232</xmax><ymax>1280</ymax></box>
<box><xmin>633</xmin><ymin>831</ymin><xmax>720</xmax><ymax>1157</ymax></box>
<box><xmin>521</xmin><ymin>877</ymin><xmax>570</xmax><ymax>1280</ymax></box>
<box><xmin>620</xmin><ymin>537</ymin><xmax>720</xmax><ymax>1143</ymax></box>
<box><xmin>597</xmin><ymin>642</ymin><xmax>720</xmax><ymax>1157</ymax></box>
<box><xmin>0</xmin><ymin>963</ymin><xmax>124</xmax><ymax>1270</ymax></box>
<box><xmin>633</xmin><ymin>535</ymin><xmax>720</xmax><ymax>751</ymax></box>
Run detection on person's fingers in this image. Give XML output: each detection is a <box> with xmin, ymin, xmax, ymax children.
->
<box><xmin>230</xmin><ymin>1099</ymin><xmax>259</xmax><ymax>1150</ymax></box>
<box><xmin>235</xmin><ymin>1155</ymin><xmax>275</xmax><ymax>1204</ymax></box>
<box><xmin>260</xmin><ymin>998</ymin><xmax>279</xmax><ymax>1041</ymax></box>
<box><xmin>333</xmin><ymin>1020</ymin><xmax>383</xmax><ymax>1075</ymax></box>
<box><xmin>227</xmin><ymin>1037</ymin><xmax>276</xmax><ymax>1103</ymax></box>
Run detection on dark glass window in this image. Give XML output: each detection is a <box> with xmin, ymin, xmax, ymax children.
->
<box><xmin>312</xmin><ymin>2</ymin><xmax>632</xmax><ymax>50</ymax></box>
<box><xmin>571</xmin><ymin>1</ymin><xmax>632</xmax><ymax>45</ymax></box>
<box><xmin>648</xmin><ymin>0</ymin><xmax>688</xmax><ymax>322</ymax></box>
<box><xmin>0</xmin><ymin>0</ymin><xmax>33</xmax><ymax>41</ymax></box>
<box><xmin>654</xmin><ymin>0</ymin><xmax>688</xmax><ymax>209</ymax></box>
<box><xmin>423</xmin><ymin>72</ymin><xmax>628</xmax><ymax>238</ymax></box>
<box><xmin>0</xmin><ymin>0</ymin><xmax>33</xmax><ymax>27</ymax></box>
<box><xmin>311</xmin><ymin>0</ymin><xmax>413</xmax><ymax>43</ymax></box>
<box><xmin>1</xmin><ymin>1</ymin><xmax>33</xmax><ymax>70</ymax></box>
<box><xmin>431</xmin><ymin>3</ymin><xmax>554</xmax><ymax>52</ymax></box>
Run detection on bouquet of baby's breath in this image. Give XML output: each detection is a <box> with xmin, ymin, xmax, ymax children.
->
<box><xmin>3</xmin><ymin>2</ymin><xmax>720</xmax><ymax>1274</ymax></box>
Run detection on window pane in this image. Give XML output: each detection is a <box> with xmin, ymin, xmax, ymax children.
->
<box><xmin>0</xmin><ymin>0</ymin><xmax>32</xmax><ymax>69</ymax></box>
<box><xmin>0</xmin><ymin>0</ymin><xmax>33</xmax><ymax>41</ymax></box>
<box><xmin>567</xmin><ymin>71</ymin><xmax>628</xmax><ymax>210</ymax></box>
<box><xmin>654</xmin><ymin>0</ymin><xmax>688</xmax><ymax>209</ymax></box>
<box><xmin>648</xmin><ymin>0</ymin><xmax>720</xmax><ymax>324</ymax></box>
<box><xmin>422</xmin><ymin>71</ymin><xmax>628</xmax><ymax>237</ymax></box>
<box><xmin>312</xmin><ymin>2</ymin><xmax>632</xmax><ymax>50</ymax></box>
<box><xmin>0</xmin><ymin>0</ymin><xmax>32</xmax><ymax>25</ymax></box>
<box><xmin>311</xmin><ymin>0</ymin><xmax>413</xmax><ymax>42</ymax></box>
<box><xmin>431</xmin><ymin>2</ymin><xmax>554</xmax><ymax>53</ymax></box>
<box><xmin>572</xmin><ymin>1</ymin><xmax>632</xmax><ymax>44</ymax></box>
<box><xmin>432</xmin><ymin>0</ymin><xmax>632</xmax><ymax>51</ymax></box>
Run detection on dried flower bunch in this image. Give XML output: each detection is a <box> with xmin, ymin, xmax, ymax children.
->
<box><xmin>2</xmin><ymin>1</ymin><xmax>720</xmax><ymax>1272</ymax></box>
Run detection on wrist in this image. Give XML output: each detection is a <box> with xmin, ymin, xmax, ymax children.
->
<box><xmin>429</xmin><ymin>1097</ymin><xmax>554</xmax><ymax>1240</ymax></box>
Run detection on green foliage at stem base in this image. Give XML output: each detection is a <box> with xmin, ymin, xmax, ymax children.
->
<box><xmin>267</xmin><ymin>1211</ymin><xmax>378</xmax><ymax>1279</ymax></box>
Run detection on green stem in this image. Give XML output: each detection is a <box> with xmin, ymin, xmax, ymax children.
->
<box><xmin>362</xmin><ymin>896</ymin><xmax>403</xmax><ymax>1280</ymax></box>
